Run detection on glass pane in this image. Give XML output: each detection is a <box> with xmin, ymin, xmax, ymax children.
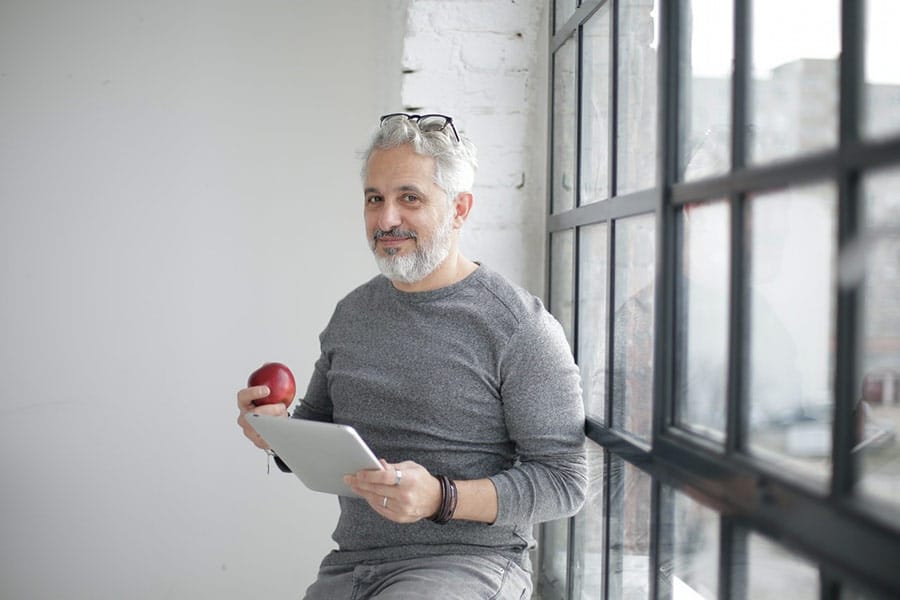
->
<box><xmin>580</xmin><ymin>2</ymin><xmax>612</xmax><ymax>204</ymax></box>
<box><xmin>553</xmin><ymin>36</ymin><xmax>578</xmax><ymax>213</ymax></box>
<box><xmin>856</xmin><ymin>167</ymin><xmax>900</xmax><ymax>508</ymax></box>
<box><xmin>863</xmin><ymin>0</ymin><xmax>900</xmax><ymax>138</ymax></box>
<box><xmin>679</xmin><ymin>0</ymin><xmax>733</xmax><ymax>180</ymax></box>
<box><xmin>551</xmin><ymin>229</ymin><xmax>576</xmax><ymax>346</ymax></box>
<box><xmin>745</xmin><ymin>183</ymin><xmax>837</xmax><ymax>483</ymax></box>
<box><xmin>675</xmin><ymin>201</ymin><xmax>730</xmax><ymax>441</ymax></box>
<box><xmin>540</xmin><ymin>518</ymin><xmax>570</xmax><ymax>597</ymax></box>
<box><xmin>608</xmin><ymin>457</ymin><xmax>652</xmax><ymax>600</ymax></box>
<box><xmin>658</xmin><ymin>487</ymin><xmax>720</xmax><ymax>600</ymax></box>
<box><xmin>744</xmin><ymin>532</ymin><xmax>820</xmax><ymax>599</ymax></box>
<box><xmin>555</xmin><ymin>0</ymin><xmax>577</xmax><ymax>33</ymax></box>
<box><xmin>748</xmin><ymin>0</ymin><xmax>840</xmax><ymax>164</ymax></box>
<box><xmin>571</xmin><ymin>442</ymin><xmax>605</xmax><ymax>600</ymax></box>
<box><xmin>617</xmin><ymin>0</ymin><xmax>659</xmax><ymax>194</ymax></box>
<box><xmin>613</xmin><ymin>214</ymin><xmax>656</xmax><ymax>440</ymax></box>
<box><xmin>843</xmin><ymin>582</ymin><xmax>895</xmax><ymax>600</ymax></box>
<box><xmin>579</xmin><ymin>223</ymin><xmax>609</xmax><ymax>422</ymax></box>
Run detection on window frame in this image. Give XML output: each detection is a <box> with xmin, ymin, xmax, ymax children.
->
<box><xmin>540</xmin><ymin>1</ymin><xmax>900</xmax><ymax>598</ymax></box>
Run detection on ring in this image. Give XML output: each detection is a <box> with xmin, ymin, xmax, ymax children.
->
<box><xmin>382</xmin><ymin>496</ymin><xmax>389</xmax><ymax>508</ymax></box>
<box><xmin>394</xmin><ymin>469</ymin><xmax>403</xmax><ymax>486</ymax></box>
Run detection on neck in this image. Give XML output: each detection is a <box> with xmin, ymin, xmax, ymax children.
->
<box><xmin>390</xmin><ymin>248</ymin><xmax>478</xmax><ymax>293</ymax></box>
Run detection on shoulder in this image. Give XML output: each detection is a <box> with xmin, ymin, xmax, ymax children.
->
<box><xmin>467</xmin><ymin>266</ymin><xmax>548</xmax><ymax>325</ymax></box>
<box><xmin>460</xmin><ymin>266</ymin><xmax>570</xmax><ymax>353</ymax></box>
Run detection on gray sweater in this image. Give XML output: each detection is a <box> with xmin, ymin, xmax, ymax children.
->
<box><xmin>293</xmin><ymin>265</ymin><xmax>587</xmax><ymax>567</ymax></box>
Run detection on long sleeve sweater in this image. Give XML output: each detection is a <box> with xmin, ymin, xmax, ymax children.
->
<box><xmin>292</xmin><ymin>265</ymin><xmax>587</xmax><ymax>567</ymax></box>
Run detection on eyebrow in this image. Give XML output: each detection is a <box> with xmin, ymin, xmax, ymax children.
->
<box><xmin>364</xmin><ymin>184</ymin><xmax>426</xmax><ymax>195</ymax></box>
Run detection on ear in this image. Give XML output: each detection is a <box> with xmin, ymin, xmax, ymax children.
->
<box><xmin>451</xmin><ymin>192</ymin><xmax>474</xmax><ymax>228</ymax></box>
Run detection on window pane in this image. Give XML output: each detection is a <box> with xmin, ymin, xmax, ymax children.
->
<box><xmin>744</xmin><ymin>532</ymin><xmax>820</xmax><ymax>599</ymax></box>
<box><xmin>675</xmin><ymin>201</ymin><xmax>730</xmax><ymax>441</ymax></box>
<box><xmin>608</xmin><ymin>457</ymin><xmax>652</xmax><ymax>600</ymax></box>
<box><xmin>745</xmin><ymin>183</ymin><xmax>837</xmax><ymax>483</ymax></box>
<box><xmin>748</xmin><ymin>0</ymin><xmax>840</xmax><ymax>164</ymax></box>
<box><xmin>856</xmin><ymin>167</ymin><xmax>900</xmax><ymax>509</ymax></box>
<box><xmin>843</xmin><ymin>582</ymin><xmax>896</xmax><ymax>599</ymax></box>
<box><xmin>616</xmin><ymin>0</ymin><xmax>659</xmax><ymax>194</ymax></box>
<box><xmin>581</xmin><ymin>3</ymin><xmax>612</xmax><ymax>204</ymax></box>
<box><xmin>551</xmin><ymin>229</ymin><xmax>576</xmax><ymax>346</ymax></box>
<box><xmin>555</xmin><ymin>0</ymin><xmax>577</xmax><ymax>33</ymax></box>
<box><xmin>540</xmin><ymin>518</ymin><xmax>570</xmax><ymax>597</ymax></box>
<box><xmin>553</xmin><ymin>36</ymin><xmax>578</xmax><ymax>213</ymax></box>
<box><xmin>679</xmin><ymin>0</ymin><xmax>733</xmax><ymax>180</ymax></box>
<box><xmin>579</xmin><ymin>223</ymin><xmax>609</xmax><ymax>422</ymax></box>
<box><xmin>613</xmin><ymin>214</ymin><xmax>656</xmax><ymax>440</ymax></box>
<box><xmin>863</xmin><ymin>0</ymin><xmax>900</xmax><ymax>139</ymax></box>
<box><xmin>571</xmin><ymin>442</ymin><xmax>606</xmax><ymax>600</ymax></box>
<box><xmin>658</xmin><ymin>487</ymin><xmax>720</xmax><ymax>600</ymax></box>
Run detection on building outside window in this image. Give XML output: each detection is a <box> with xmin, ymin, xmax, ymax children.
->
<box><xmin>540</xmin><ymin>1</ymin><xmax>900</xmax><ymax>598</ymax></box>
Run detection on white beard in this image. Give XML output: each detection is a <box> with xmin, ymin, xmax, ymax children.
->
<box><xmin>371</xmin><ymin>212</ymin><xmax>455</xmax><ymax>284</ymax></box>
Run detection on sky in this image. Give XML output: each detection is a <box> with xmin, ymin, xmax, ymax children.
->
<box><xmin>687</xmin><ymin>0</ymin><xmax>899</xmax><ymax>84</ymax></box>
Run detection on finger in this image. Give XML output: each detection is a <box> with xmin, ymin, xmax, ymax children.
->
<box><xmin>344</xmin><ymin>478</ymin><xmax>379</xmax><ymax>503</ymax></box>
<box><xmin>379</xmin><ymin>459</ymin><xmax>403</xmax><ymax>484</ymax></box>
<box><xmin>237</xmin><ymin>414</ymin><xmax>270</xmax><ymax>450</ymax></box>
<box><xmin>250</xmin><ymin>403</ymin><xmax>288</xmax><ymax>417</ymax></box>
<box><xmin>344</xmin><ymin>474</ymin><xmax>389</xmax><ymax>499</ymax></box>
<box><xmin>237</xmin><ymin>385</ymin><xmax>271</xmax><ymax>411</ymax></box>
<box><xmin>345</xmin><ymin>482</ymin><xmax>417</xmax><ymax>523</ymax></box>
<box><xmin>355</xmin><ymin>460</ymin><xmax>396</xmax><ymax>486</ymax></box>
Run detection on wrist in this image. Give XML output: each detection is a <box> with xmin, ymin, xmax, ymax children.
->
<box><xmin>429</xmin><ymin>474</ymin><xmax>458</xmax><ymax>524</ymax></box>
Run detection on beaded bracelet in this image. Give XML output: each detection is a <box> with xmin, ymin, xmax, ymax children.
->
<box><xmin>430</xmin><ymin>474</ymin><xmax>458</xmax><ymax>524</ymax></box>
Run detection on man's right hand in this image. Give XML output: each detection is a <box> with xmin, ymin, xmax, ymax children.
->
<box><xmin>236</xmin><ymin>385</ymin><xmax>289</xmax><ymax>450</ymax></box>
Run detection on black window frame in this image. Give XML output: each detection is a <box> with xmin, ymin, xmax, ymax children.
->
<box><xmin>540</xmin><ymin>1</ymin><xmax>900</xmax><ymax>598</ymax></box>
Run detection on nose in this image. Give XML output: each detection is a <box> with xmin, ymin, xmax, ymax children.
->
<box><xmin>377</xmin><ymin>199</ymin><xmax>402</xmax><ymax>231</ymax></box>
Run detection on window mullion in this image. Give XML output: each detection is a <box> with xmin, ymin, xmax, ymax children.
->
<box><xmin>725</xmin><ymin>0</ymin><xmax>750</xmax><ymax>457</ymax></box>
<box><xmin>831</xmin><ymin>0</ymin><xmax>864</xmax><ymax>500</ymax></box>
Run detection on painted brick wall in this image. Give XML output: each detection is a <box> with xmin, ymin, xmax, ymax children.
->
<box><xmin>399</xmin><ymin>0</ymin><xmax>549</xmax><ymax>296</ymax></box>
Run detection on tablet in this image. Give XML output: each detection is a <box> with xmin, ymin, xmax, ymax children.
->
<box><xmin>247</xmin><ymin>414</ymin><xmax>383</xmax><ymax>497</ymax></box>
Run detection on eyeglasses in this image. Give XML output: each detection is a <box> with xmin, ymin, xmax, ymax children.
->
<box><xmin>379</xmin><ymin>113</ymin><xmax>461</xmax><ymax>143</ymax></box>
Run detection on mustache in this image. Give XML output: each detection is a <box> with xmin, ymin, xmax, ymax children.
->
<box><xmin>373</xmin><ymin>228</ymin><xmax>418</xmax><ymax>241</ymax></box>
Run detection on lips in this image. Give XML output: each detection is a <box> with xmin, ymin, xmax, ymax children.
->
<box><xmin>378</xmin><ymin>236</ymin><xmax>410</xmax><ymax>245</ymax></box>
<box><xmin>374</xmin><ymin>229</ymin><xmax>417</xmax><ymax>247</ymax></box>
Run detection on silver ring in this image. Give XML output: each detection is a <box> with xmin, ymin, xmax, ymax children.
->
<box><xmin>394</xmin><ymin>469</ymin><xmax>403</xmax><ymax>486</ymax></box>
<box><xmin>382</xmin><ymin>496</ymin><xmax>389</xmax><ymax>508</ymax></box>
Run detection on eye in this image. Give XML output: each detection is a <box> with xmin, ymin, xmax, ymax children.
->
<box><xmin>366</xmin><ymin>195</ymin><xmax>383</xmax><ymax>205</ymax></box>
<box><xmin>402</xmin><ymin>193</ymin><xmax>419</xmax><ymax>203</ymax></box>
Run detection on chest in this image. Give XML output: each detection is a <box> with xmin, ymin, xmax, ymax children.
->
<box><xmin>322</xmin><ymin>305</ymin><xmax>509</xmax><ymax>445</ymax></box>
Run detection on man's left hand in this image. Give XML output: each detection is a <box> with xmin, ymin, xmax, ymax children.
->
<box><xmin>344</xmin><ymin>459</ymin><xmax>442</xmax><ymax>523</ymax></box>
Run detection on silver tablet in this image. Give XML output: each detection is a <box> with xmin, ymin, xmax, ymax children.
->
<box><xmin>247</xmin><ymin>414</ymin><xmax>383</xmax><ymax>497</ymax></box>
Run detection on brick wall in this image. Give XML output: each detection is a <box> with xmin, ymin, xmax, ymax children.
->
<box><xmin>399</xmin><ymin>0</ymin><xmax>549</xmax><ymax>295</ymax></box>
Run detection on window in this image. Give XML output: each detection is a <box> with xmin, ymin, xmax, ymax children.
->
<box><xmin>541</xmin><ymin>1</ymin><xmax>900</xmax><ymax>598</ymax></box>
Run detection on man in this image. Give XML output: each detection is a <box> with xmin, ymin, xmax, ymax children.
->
<box><xmin>237</xmin><ymin>113</ymin><xmax>587</xmax><ymax>599</ymax></box>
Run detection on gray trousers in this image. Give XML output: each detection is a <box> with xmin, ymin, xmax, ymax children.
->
<box><xmin>302</xmin><ymin>553</ymin><xmax>533</xmax><ymax>599</ymax></box>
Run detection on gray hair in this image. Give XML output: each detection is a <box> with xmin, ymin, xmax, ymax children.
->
<box><xmin>361</xmin><ymin>115</ymin><xmax>478</xmax><ymax>204</ymax></box>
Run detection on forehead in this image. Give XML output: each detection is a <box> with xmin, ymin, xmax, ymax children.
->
<box><xmin>365</xmin><ymin>144</ymin><xmax>436</xmax><ymax>187</ymax></box>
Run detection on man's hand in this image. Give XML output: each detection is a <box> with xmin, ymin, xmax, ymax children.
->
<box><xmin>236</xmin><ymin>385</ymin><xmax>288</xmax><ymax>450</ymax></box>
<box><xmin>344</xmin><ymin>459</ymin><xmax>442</xmax><ymax>523</ymax></box>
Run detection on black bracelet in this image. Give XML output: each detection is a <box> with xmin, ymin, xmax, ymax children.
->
<box><xmin>430</xmin><ymin>475</ymin><xmax>458</xmax><ymax>524</ymax></box>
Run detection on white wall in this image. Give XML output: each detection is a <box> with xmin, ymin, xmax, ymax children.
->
<box><xmin>0</xmin><ymin>1</ymin><xmax>406</xmax><ymax>598</ymax></box>
<box><xmin>401</xmin><ymin>0</ymin><xmax>550</xmax><ymax>296</ymax></box>
<box><xmin>0</xmin><ymin>1</ymin><xmax>550</xmax><ymax>597</ymax></box>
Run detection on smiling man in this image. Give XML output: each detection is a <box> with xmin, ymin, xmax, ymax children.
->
<box><xmin>364</xmin><ymin>139</ymin><xmax>475</xmax><ymax>291</ymax></box>
<box><xmin>237</xmin><ymin>113</ymin><xmax>587</xmax><ymax>599</ymax></box>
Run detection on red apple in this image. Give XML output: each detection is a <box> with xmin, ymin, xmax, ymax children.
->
<box><xmin>247</xmin><ymin>362</ymin><xmax>296</xmax><ymax>408</ymax></box>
